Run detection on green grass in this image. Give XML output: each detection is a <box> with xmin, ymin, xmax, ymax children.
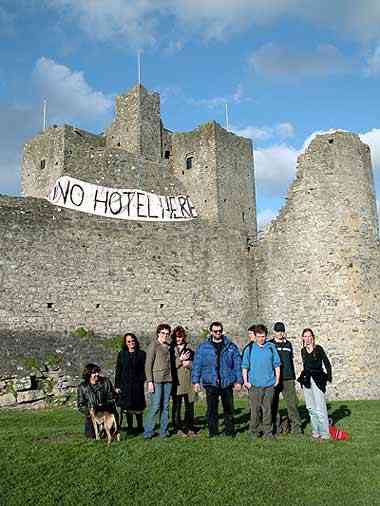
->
<box><xmin>0</xmin><ymin>400</ymin><xmax>379</xmax><ymax>506</ymax></box>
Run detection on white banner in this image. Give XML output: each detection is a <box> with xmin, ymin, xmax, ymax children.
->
<box><xmin>47</xmin><ymin>176</ymin><xmax>197</xmax><ymax>222</ymax></box>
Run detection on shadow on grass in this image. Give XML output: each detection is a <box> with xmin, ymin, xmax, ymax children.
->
<box><xmin>297</xmin><ymin>403</ymin><xmax>351</xmax><ymax>432</ymax></box>
<box><xmin>32</xmin><ymin>431</ymin><xmax>83</xmax><ymax>444</ymax></box>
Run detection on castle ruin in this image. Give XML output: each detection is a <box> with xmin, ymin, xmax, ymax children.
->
<box><xmin>0</xmin><ymin>84</ymin><xmax>379</xmax><ymax>400</ymax></box>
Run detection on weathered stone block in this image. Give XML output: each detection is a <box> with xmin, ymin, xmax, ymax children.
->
<box><xmin>17</xmin><ymin>390</ymin><xmax>46</xmax><ymax>404</ymax></box>
<box><xmin>0</xmin><ymin>392</ymin><xmax>17</xmax><ymax>407</ymax></box>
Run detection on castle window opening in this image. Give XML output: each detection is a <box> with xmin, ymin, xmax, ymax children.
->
<box><xmin>164</xmin><ymin>150</ymin><xmax>170</xmax><ymax>159</ymax></box>
<box><xmin>96</xmin><ymin>303</ymin><xmax>100</xmax><ymax>308</ymax></box>
<box><xmin>329</xmin><ymin>139</ymin><xmax>334</xmax><ymax>144</ymax></box>
<box><xmin>242</xmin><ymin>211</ymin><xmax>245</xmax><ymax>223</ymax></box>
<box><xmin>47</xmin><ymin>302</ymin><xmax>54</xmax><ymax>309</ymax></box>
<box><xmin>186</xmin><ymin>156</ymin><xmax>193</xmax><ymax>170</ymax></box>
<box><xmin>40</xmin><ymin>159</ymin><xmax>46</xmax><ymax>170</ymax></box>
<box><xmin>160</xmin><ymin>303</ymin><xmax>164</xmax><ymax>309</ymax></box>
<box><xmin>117</xmin><ymin>142</ymin><xmax>121</xmax><ymax>147</ymax></box>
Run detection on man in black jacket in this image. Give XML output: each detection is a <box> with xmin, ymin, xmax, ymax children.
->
<box><xmin>270</xmin><ymin>322</ymin><xmax>302</xmax><ymax>435</ymax></box>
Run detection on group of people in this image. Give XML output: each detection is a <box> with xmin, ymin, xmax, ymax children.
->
<box><xmin>77</xmin><ymin>320</ymin><xmax>332</xmax><ymax>442</ymax></box>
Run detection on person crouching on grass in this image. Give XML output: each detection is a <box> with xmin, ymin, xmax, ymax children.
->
<box><xmin>144</xmin><ymin>323</ymin><xmax>172</xmax><ymax>439</ymax></box>
<box><xmin>242</xmin><ymin>324</ymin><xmax>281</xmax><ymax>440</ymax></box>
<box><xmin>77</xmin><ymin>363</ymin><xmax>118</xmax><ymax>439</ymax></box>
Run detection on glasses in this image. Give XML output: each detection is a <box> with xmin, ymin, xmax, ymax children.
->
<box><xmin>212</xmin><ymin>329</ymin><xmax>222</xmax><ymax>334</ymax></box>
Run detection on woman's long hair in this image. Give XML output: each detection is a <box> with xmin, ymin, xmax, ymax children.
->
<box><xmin>301</xmin><ymin>328</ymin><xmax>317</xmax><ymax>358</ymax></box>
<box><xmin>122</xmin><ymin>332</ymin><xmax>140</xmax><ymax>350</ymax></box>
<box><xmin>171</xmin><ymin>325</ymin><xmax>186</xmax><ymax>346</ymax></box>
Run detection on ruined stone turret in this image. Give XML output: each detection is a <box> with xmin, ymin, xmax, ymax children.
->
<box><xmin>256</xmin><ymin>131</ymin><xmax>380</xmax><ymax>399</ymax></box>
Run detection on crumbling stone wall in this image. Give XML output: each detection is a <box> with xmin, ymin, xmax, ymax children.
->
<box><xmin>255</xmin><ymin>132</ymin><xmax>380</xmax><ymax>399</ymax></box>
<box><xmin>0</xmin><ymin>196</ymin><xmax>254</xmax><ymax>379</ymax></box>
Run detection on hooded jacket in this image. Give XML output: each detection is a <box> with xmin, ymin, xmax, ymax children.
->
<box><xmin>192</xmin><ymin>336</ymin><xmax>243</xmax><ymax>388</ymax></box>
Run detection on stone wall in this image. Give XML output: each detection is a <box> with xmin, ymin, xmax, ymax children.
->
<box><xmin>255</xmin><ymin>132</ymin><xmax>380</xmax><ymax>399</ymax></box>
<box><xmin>0</xmin><ymin>195</ymin><xmax>255</xmax><ymax>378</ymax></box>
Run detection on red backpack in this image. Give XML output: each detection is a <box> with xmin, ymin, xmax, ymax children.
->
<box><xmin>329</xmin><ymin>422</ymin><xmax>349</xmax><ymax>441</ymax></box>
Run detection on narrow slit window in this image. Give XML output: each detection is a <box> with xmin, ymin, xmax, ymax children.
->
<box><xmin>186</xmin><ymin>156</ymin><xmax>193</xmax><ymax>170</ymax></box>
<box><xmin>40</xmin><ymin>159</ymin><xmax>46</xmax><ymax>169</ymax></box>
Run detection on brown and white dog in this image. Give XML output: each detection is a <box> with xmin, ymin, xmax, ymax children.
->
<box><xmin>89</xmin><ymin>408</ymin><xmax>120</xmax><ymax>445</ymax></box>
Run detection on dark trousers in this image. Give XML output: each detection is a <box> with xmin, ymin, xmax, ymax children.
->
<box><xmin>249</xmin><ymin>386</ymin><xmax>274</xmax><ymax>437</ymax></box>
<box><xmin>125</xmin><ymin>412</ymin><xmax>144</xmax><ymax>431</ymax></box>
<box><xmin>205</xmin><ymin>385</ymin><xmax>234</xmax><ymax>436</ymax></box>
<box><xmin>172</xmin><ymin>393</ymin><xmax>195</xmax><ymax>433</ymax></box>
<box><xmin>272</xmin><ymin>380</ymin><xmax>302</xmax><ymax>434</ymax></box>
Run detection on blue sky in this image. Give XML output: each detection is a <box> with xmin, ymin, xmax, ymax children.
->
<box><xmin>1</xmin><ymin>0</ymin><xmax>380</xmax><ymax>229</ymax></box>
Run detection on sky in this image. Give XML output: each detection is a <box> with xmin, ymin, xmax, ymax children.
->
<box><xmin>1</xmin><ymin>0</ymin><xmax>380</xmax><ymax>230</ymax></box>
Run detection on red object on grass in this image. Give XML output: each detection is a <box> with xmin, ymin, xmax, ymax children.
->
<box><xmin>329</xmin><ymin>425</ymin><xmax>349</xmax><ymax>440</ymax></box>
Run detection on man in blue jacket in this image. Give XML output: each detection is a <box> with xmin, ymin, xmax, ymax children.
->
<box><xmin>242</xmin><ymin>324</ymin><xmax>281</xmax><ymax>440</ymax></box>
<box><xmin>192</xmin><ymin>321</ymin><xmax>242</xmax><ymax>437</ymax></box>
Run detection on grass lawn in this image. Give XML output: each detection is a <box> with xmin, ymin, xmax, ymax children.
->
<box><xmin>0</xmin><ymin>400</ymin><xmax>378</xmax><ymax>506</ymax></box>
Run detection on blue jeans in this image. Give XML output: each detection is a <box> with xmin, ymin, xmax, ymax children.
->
<box><xmin>303</xmin><ymin>377</ymin><xmax>330</xmax><ymax>439</ymax></box>
<box><xmin>144</xmin><ymin>382</ymin><xmax>172</xmax><ymax>438</ymax></box>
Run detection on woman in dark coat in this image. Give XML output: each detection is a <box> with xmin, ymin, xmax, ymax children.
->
<box><xmin>115</xmin><ymin>333</ymin><xmax>146</xmax><ymax>433</ymax></box>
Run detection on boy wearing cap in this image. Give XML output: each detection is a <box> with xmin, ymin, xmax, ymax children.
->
<box><xmin>270</xmin><ymin>322</ymin><xmax>302</xmax><ymax>435</ymax></box>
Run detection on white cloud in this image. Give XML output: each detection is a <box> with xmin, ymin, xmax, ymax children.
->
<box><xmin>32</xmin><ymin>57</ymin><xmax>113</xmax><ymax>125</ymax></box>
<box><xmin>0</xmin><ymin>59</ymin><xmax>116</xmax><ymax>196</ymax></box>
<box><xmin>233</xmin><ymin>121</ymin><xmax>295</xmax><ymax>142</ymax></box>
<box><xmin>254</xmin><ymin>144</ymin><xmax>298</xmax><ymax>197</ymax></box>
<box><xmin>233</xmin><ymin>125</ymin><xmax>273</xmax><ymax>142</ymax></box>
<box><xmin>190</xmin><ymin>84</ymin><xmax>251</xmax><ymax>109</ymax></box>
<box><xmin>276</xmin><ymin>122</ymin><xmax>295</xmax><ymax>139</ymax></box>
<box><xmin>46</xmin><ymin>1</ymin><xmax>380</xmax><ymax>46</ymax></box>
<box><xmin>250</xmin><ymin>43</ymin><xmax>352</xmax><ymax>79</ymax></box>
<box><xmin>257</xmin><ymin>208</ymin><xmax>277</xmax><ymax>231</ymax></box>
<box><xmin>359</xmin><ymin>129</ymin><xmax>380</xmax><ymax>175</ymax></box>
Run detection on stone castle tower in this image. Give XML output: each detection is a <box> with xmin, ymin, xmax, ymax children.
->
<box><xmin>0</xmin><ymin>84</ymin><xmax>379</xmax><ymax>399</ymax></box>
<box><xmin>22</xmin><ymin>84</ymin><xmax>256</xmax><ymax>238</ymax></box>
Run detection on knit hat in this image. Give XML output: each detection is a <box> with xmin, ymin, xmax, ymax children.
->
<box><xmin>273</xmin><ymin>322</ymin><xmax>286</xmax><ymax>332</ymax></box>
